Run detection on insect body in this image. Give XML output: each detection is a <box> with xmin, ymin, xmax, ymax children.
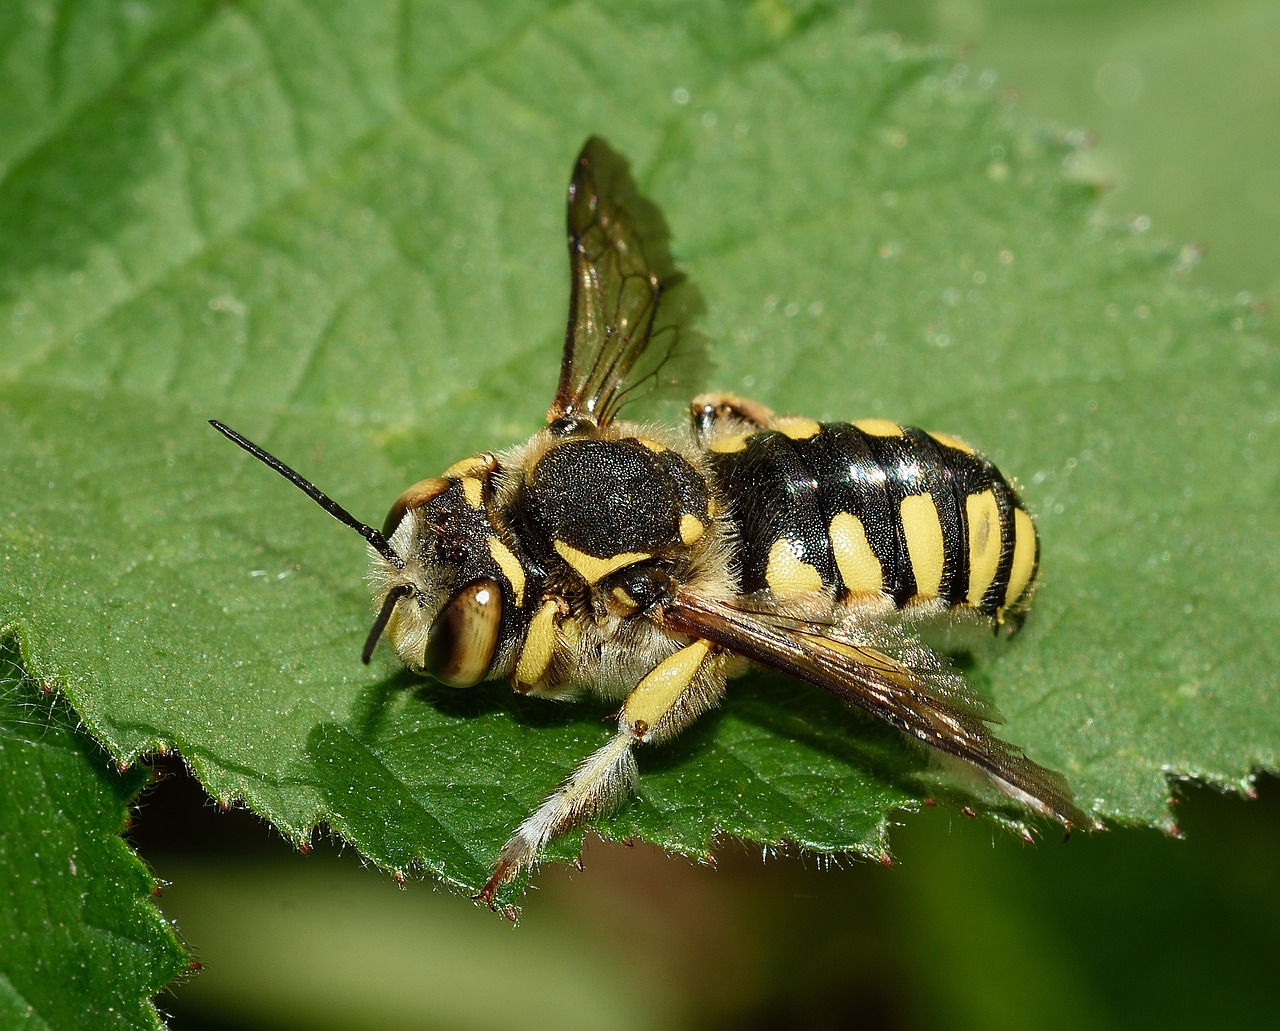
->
<box><xmin>213</xmin><ymin>137</ymin><xmax>1088</xmax><ymax>908</ymax></box>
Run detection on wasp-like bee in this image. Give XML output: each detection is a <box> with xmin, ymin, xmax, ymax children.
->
<box><xmin>213</xmin><ymin>137</ymin><xmax>1089</xmax><ymax>907</ymax></box>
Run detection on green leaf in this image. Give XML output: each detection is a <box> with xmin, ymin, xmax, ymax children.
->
<box><xmin>1</xmin><ymin>0</ymin><xmax>1275</xmax><ymax>908</ymax></box>
<box><xmin>0</xmin><ymin>639</ymin><xmax>188</xmax><ymax>1027</ymax></box>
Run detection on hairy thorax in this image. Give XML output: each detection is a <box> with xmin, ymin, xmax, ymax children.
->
<box><xmin>493</xmin><ymin>422</ymin><xmax>737</xmax><ymax>700</ymax></box>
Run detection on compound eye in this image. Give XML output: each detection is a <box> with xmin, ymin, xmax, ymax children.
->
<box><xmin>425</xmin><ymin>579</ymin><xmax>503</xmax><ymax>687</ymax></box>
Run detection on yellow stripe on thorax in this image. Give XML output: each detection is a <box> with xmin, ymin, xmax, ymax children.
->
<box><xmin>553</xmin><ymin>540</ymin><xmax>651</xmax><ymax>584</ymax></box>
<box><xmin>679</xmin><ymin>513</ymin><xmax>706</xmax><ymax>544</ymax></box>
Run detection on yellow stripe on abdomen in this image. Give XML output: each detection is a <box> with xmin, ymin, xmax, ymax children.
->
<box><xmin>765</xmin><ymin>538</ymin><xmax>825</xmax><ymax>598</ymax></box>
<box><xmin>965</xmin><ymin>489</ymin><xmax>1001</xmax><ymax>607</ymax></box>
<box><xmin>829</xmin><ymin>512</ymin><xmax>884</xmax><ymax>596</ymax></box>
<box><xmin>900</xmin><ymin>493</ymin><xmax>945</xmax><ymax>599</ymax></box>
<box><xmin>1004</xmin><ymin>508</ymin><xmax>1038</xmax><ymax>609</ymax></box>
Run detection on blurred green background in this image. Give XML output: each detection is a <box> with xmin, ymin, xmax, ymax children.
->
<box><xmin>136</xmin><ymin>2</ymin><xmax>1280</xmax><ymax>1028</ymax></box>
<box><xmin>864</xmin><ymin>0</ymin><xmax>1280</xmax><ymax>314</ymax></box>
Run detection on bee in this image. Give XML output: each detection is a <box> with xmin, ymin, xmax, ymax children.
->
<box><xmin>212</xmin><ymin>137</ymin><xmax>1089</xmax><ymax>908</ymax></box>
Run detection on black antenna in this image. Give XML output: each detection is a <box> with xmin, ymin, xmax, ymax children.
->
<box><xmin>362</xmin><ymin>583</ymin><xmax>416</xmax><ymax>664</ymax></box>
<box><xmin>209</xmin><ymin>420</ymin><xmax>405</xmax><ymax>570</ymax></box>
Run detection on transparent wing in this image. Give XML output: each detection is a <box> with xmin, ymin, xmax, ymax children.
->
<box><xmin>548</xmin><ymin>137</ymin><xmax>695</xmax><ymax>427</ymax></box>
<box><xmin>661</xmin><ymin>590</ymin><xmax>1090</xmax><ymax>829</ymax></box>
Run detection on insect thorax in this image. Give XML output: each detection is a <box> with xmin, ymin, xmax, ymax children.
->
<box><xmin>374</xmin><ymin>423</ymin><xmax>736</xmax><ymax>697</ymax></box>
<box><xmin>504</xmin><ymin>426</ymin><xmax>734</xmax><ymax>697</ymax></box>
<box><xmin>516</xmin><ymin>431</ymin><xmax>712</xmax><ymax>568</ymax></box>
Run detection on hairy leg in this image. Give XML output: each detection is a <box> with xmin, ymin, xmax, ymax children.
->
<box><xmin>478</xmin><ymin>638</ymin><xmax>725</xmax><ymax>907</ymax></box>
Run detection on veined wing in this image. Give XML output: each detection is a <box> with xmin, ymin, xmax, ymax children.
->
<box><xmin>548</xmin><ymin>137</ymin><xmax>690</xmax><ymax>428</ymax></box>
<box><xmin>661</xmin><ymin>590</ymin><xmax>1090</xmax><ymax>829</ymax></box>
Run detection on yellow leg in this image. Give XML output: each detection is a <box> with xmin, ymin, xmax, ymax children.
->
<box><xmin>477</xmin><ymin>639</ymin><xmax>724</xmax><ymax>907</ymax></box>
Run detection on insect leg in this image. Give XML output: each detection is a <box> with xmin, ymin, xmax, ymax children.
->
<box><xmin>477</xmin><ymin>638</ymin><xmax>725</xmax><ymax>907</ymax></box>
<box><xmin>510</xmin><ymin>595</ymin><xmax>576</xmax><ymax>697</ymax></box>
<box><xmin>690</xmin><ymin>391</ymin><xmax>779</xmax><ymax>445</ymax></box>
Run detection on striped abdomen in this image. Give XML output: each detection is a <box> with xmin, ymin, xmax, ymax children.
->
<box><xmin>706</xmin><ymin>420</ymin><xmax>1039</xmax><ymax>622</ymax></box>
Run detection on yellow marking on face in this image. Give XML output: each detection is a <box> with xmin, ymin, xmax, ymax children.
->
<box><xmin>553</xmin><ymin>540</ymin><xmax>651</xmax><ymax>584</ymax></box>
<box><xmin>965</xmin><ymin>490</ymin><xmax>1001</xmax><ymax>607</ymax></box>
<box><xmin>854</xmin><ymin>418</ymin><xmax>904</xmax><ymax>437</ymax></box>
<box><xmin>623</xmin><ymin>640</ymin><xmax>712</xmax><ymax>736</ymax></box>
<box><xmin>708</xmin><ymin>432</ymin><xmax>749</xmax><ymax>454</ymax></box>
<box><xmin>679</xmin><ymin>513</ymin><xmax>706</xmax><ymax>545</ymax></box>
<box><xmin>900</xmin><ymin>493</ymin><xmax>945</xmax><ymax>598</ymax></box>
<box><xmin>487</xmin><ymin>536</ymin><xmax>526</xmax><ymax>607</ymax></box>
<box><xmin>460</xmin><ymin>476</ymin><xmax>483</xmax><ymax>508</ymax></box>
<box><xmin>635</xmin><ymin>437</ymin><xmax>667</xmax><ymax>453</ymax></box>
<box><xmin>765</xmin><ymin>538</ymin><xmax>825</xmax><ymax>598</ymax></box>
<box><xmin>928</xmin><ymin>431</ymin><xmax>975</xmax><ymax>454</ymax></box>
<box><xmin>514</xmin><ymin>598</ymin><xmax>559</xmax><ymax>690</ymax></box>
<box><xmin>441</xmin><ymin>454</ymin><xmax>492</xmax><ymax>479</ymax></box>
<box><xmin>829</xmin><ymin>512</ymin><xmax>884</xmax><ymax>595</ymax></box>
<box><xmin>776</xmin><ymin>416</ymin><xmax>821</xmax><ymax>440</ymax></box>
<box><xmin>1004</xmin><ymin>508</ymin><xmax>1038</xmax><ymax>608</ymax></box>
